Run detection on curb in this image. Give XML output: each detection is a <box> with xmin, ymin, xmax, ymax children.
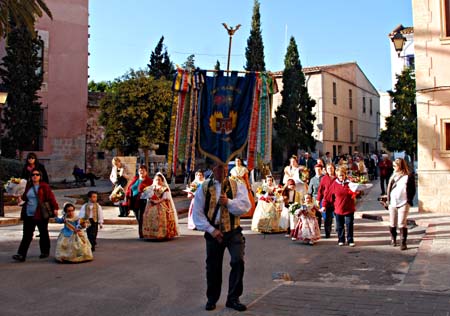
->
<box><xmin>361</xmin><ymin>212</ymin><xmax>417</xmax><ymax>227</ymax></box>
<box><xmin>0</xmin><ymin>207</ymin><xmax>189</xmax><ymax>226</ymax></box>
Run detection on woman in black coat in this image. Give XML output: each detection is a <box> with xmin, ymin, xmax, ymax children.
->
<box><xmin>21</xmin><ymin>152</ymin><xmax>49</xmax><ymax>183</ymax></box>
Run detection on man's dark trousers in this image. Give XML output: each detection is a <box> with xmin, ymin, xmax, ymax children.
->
<box><xmin>204</xmin><ymin>227</ymin><xmax>245</xmax><ymax>304</ymax></box>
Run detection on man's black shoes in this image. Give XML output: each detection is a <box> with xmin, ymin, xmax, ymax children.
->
<box><xmin>205</xmin><ymin>302</ymin><xmax>216</xmax><ymax>311</ymax></box>
<box><xmin>12</xmin><ymin>254</ymin><xmax>25</xmax><ymax>262</ymax></box>
<box><xmin>226</xmin><ymin>301</ymin><xmax>247</xmax><ymax>312</ymax></box>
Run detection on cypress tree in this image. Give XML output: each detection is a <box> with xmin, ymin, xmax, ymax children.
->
<box><xmin>245</xmin><ymin>0</ymin><xmax>265</xmax><ymax>71</ymax></box>
<box><xmin>148</xmin><ymin>36</ymin><xmax>174</xmax><ymax>80</ymax></box>
<box><xmin>379</xmin><ymin>67</ymin><xmax>417</xmax><ymax>157</ymax></box>
<box><xmin>0</xmin><ymin>23</ymin><xmax>43</xmax><ymax>158</ymax></box>
<box><xmin>273</xmin><ymin>36</ymin><xmax>316</xmax><ymax>157</ymax></box>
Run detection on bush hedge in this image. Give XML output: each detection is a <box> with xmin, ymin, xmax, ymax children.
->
<box><xmin>0</xmin><ymin>158</ymin><xmax>22</xmax><ymax>181</ymax></box>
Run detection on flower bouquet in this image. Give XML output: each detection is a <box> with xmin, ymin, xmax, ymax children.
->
<box><xmin>183</xmin><ymin>182</ymin><xmax>199</xmax><ymax>194</ymax></box>
<box><xmin>300</xmin><ymin>168</ymin><xmax>309</xmax><ymax>183</ymax></box>
<box><xmin>289</xmin><ymin>202</ymin><xmax>303</xmax><ymax>215</ymax></box>
<box><xmin>141</xmin><ymin>185</ymin><xmax>155</xmax><ymax>200</ymax></box>
<box><xmin>109</xmin><ymin>185</ymin><xmax>125</xmax><ymax>203</ymax></box>
<box><xmin>4</xmin><ymin>178</ymin><xmax>27</xmax><ymax>196</ymax></box>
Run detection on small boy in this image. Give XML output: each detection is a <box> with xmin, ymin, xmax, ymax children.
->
<box><xmin>79</xmin><ymin>191</ymin><xmax>104</xmax><ymax>251</ymax></box>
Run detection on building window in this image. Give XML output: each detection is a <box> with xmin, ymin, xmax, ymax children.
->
<box><xmin>442</xmin><ymin>120</ymin><xmax>450</xmax><ymax>151</ymax></box>
<box><xmin>363</xmin><ymin>97</ymin><xmax>366</xmax><ymax>113</ymax></box>
<box><xmin>334</xmin><ymin>116</ymin><xmax>338</xmax><ymax>141</ymax></box>
<box><xmin>36</xmin><ymin>38</ymin><xmax>44</xmax><ymax>77</ymax></box>
<box><xmin>22</xmin><ymin>108</ymin><xmax>44</xmax><ymax>151</ymax></box>
<box><xmin>349</xmin><ymin>89</ymin><xmax>352</xmax><ymax>109</ymax></box>
<box><xmin>333</xmin><ymin>82</ymin><xmax>337</xmax><ymax>105</ymax></box>
<box><xmin>442</xmin><ymin>0</ymin><xmax>450</xmax><ymax>37</ymax></box>
<box><xmin>350</xmin><ymin>120</ymin><xmax>354</xmax><ymax>142</ymax></box>
<box><xmin>369</xmin><ymin>99</ymin><xmax>373</xmax><ymax>116</ymax></box>
<box><xmin>406</xmin><ymin>55</ymin><xmax>415</xmax><ymax>69</ymax></box>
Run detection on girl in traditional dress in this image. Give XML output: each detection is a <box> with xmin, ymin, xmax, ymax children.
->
<box><xmin>230</xmin><ymin>156</ymin><xmax>255</xmax><ymax>218</ymax></box>
<box><xmin>142</xmin><ymin>172</ymin><xmax>179</xmax><ymax>240</ymax></box>
<box><xmin>187</xmin><ymin>169</ymin><xmax>205</xmax><ymax>230</ymax></box>
<box><xmin>54</xmin><ymin>203</ymin><xmax>93</xmax><ymax>263</ymax></box>
<box><xmin>279</xmin><ymin>179</ymin><xmax>303</xmax><ymax>234</ymax></box>
<box><xmin>291</xmin><ymin>194</ymin><xmax>321</xmax><ymax>245</ymax></box>
<box><xmin>251</xmin><ymin>175</ymin><xmax>282</xmax><ymax>233</ymax></box>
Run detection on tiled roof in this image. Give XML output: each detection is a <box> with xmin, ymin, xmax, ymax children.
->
<box><xmin>389</xmin><ymin>24</ymin><xmax>414</xmax><ymax>36</ymax></box>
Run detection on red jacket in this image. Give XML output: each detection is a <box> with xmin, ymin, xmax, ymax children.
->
<box><xmin>316</xmin><ymin>174</ymin><xmax>336</xmax><ymax>202</ymax></box>
<box><xmin>379</xmin><ymin>159</ymin><xmax>393</xmax><ymax>178</ymax></box>
<box><xmin>126</xmin><ymin>175</ymin><xmax>153</xmax><ymax>207</ymax></box>
<box><xmin>22</xmin><ymin>182</ymin><xmax>59</xmax><ymax>220</ymax></box>
<box><xmin>322</xmin><ymin>179</ymin><xmax>356</xmax><ymax>215</ymax></box>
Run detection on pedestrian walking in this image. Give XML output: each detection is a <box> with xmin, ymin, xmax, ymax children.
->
<box><xmin>192</xmin><ymin>163</ymin><xmax>251</xmax><ymax>312</ymax></box>
<box><xmin>12</xmin><ymin>169</ymin><xmax>59</xmax><ymax>262</ymax></box>
<box><xmin>79</xmin><ymin>191</ymin><xmax>104</xmax><ymax>251</ymax></box>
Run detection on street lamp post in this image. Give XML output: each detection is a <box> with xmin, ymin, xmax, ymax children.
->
<box><xmin>0</xmin><ymin>87</ymin><xmax>8</xmax><ymax>217</ymax></box>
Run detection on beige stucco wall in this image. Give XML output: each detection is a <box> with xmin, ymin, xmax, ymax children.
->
<box><xmin>272</xmin><ymin>62</ymin><xmax>380</xmax><ymax>159</ymax></box>
<box><xmin>413</xmin><ymin>0</ymin><xmax>450</xmax><ymax>212</ymax></box>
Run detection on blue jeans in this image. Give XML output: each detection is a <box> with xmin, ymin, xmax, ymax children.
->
<box><xmin>335</xmin><ymin>213</ymin><xmax>354</xmax><ymax>244</ymax></box>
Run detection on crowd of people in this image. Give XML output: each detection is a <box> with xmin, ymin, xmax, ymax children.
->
<box><xmin>9</xmin><ymin>151</ymin><xmax>415</xmax><ymax>313</ymax></box>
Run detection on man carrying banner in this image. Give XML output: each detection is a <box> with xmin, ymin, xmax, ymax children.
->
<box><xmin>192</xmin><ymin>163</ymin><xmax>251</xmax><ymax>312</ymax></box>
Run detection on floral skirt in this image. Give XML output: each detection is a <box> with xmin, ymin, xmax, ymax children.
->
<box><xmin>291</xmin><ymin>214</ymin><xmax>321</xmax><ymax>242</ymax></box>
<box><xmin>142</xmin><ymin>201</ymin><xmax>179</xmax><ymax>240</ymax></box>
<box><xmin>55</xmin><ymin>232</ymin><xmax>93</xmax><ymax>263</ymax></box>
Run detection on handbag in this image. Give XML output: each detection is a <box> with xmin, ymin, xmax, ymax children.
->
<box><xmin>31</xmin><ymin>185</ymin><xmax>55</xmax><ymax>220</ymax></box>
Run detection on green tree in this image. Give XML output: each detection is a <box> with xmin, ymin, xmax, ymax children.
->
<box><xmin>245</xmin><ymin>0</ymin><xmax>265</xmax><ymax>71</ymax></box>
<box><xmin>214</xmin><ymin>60</ymin><xmax>221</xmax><ymax>71</ymax></box>
<box><xmin>273</xmin><ymin>36</ymin><xmax>316</xmax><ymax>158</ymax></box>
<box><xmin>182</xmin><ymin>54</ymin><xmax>195</xmax><ymax>71</ymax></box>
<box><xmin>98</xmin><ymin>69</ymin><xmax>172</xmax><ymax>157</ymax></box>
<box><xmin>88</xmin><ymin>80</ymin><xmax>111</xmax><ymax>92</ymax></box>
<box><xmin>0</xmin><ymin>23</ymin><xmax>43</xmax><ymax>158</ymax></box>
<box><xmin>379</xmin><ymin>67</ymin><xmax>417</xmax><ymax>157</ymax></box>
<box><xmin>148</xmin><ymin>36</ymin><xmax>175</xmax><ymax>80</ymax></box>
<box><xmin>0</xmin><ymin>0</ymin><xmax>52</xmax><ymax>38</ymax></box>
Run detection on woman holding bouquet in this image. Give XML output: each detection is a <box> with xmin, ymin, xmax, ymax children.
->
<box><xmin>251</xmin><ymin>175</ymin><xmax>282</xmax><ymax>233</ymax></box>
<box><xmin>109</xmin><ymin>157</ymin><xmax>132</xmax><ymax>217</ymax></box>
<box><xmin>142</xmin><ymin>172</ymin><xmax>179</xmax><ymax>240</ymax></box>
<box><xmin>187</xmin><ymin>170</ymin><xmax>205</xmax><ymax>230</ymax></box>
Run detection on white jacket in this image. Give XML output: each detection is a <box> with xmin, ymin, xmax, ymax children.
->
<box><xmin>388</xmin><ymin>173</ymin><xmax>408</xmax><ymax>208</ymax></box>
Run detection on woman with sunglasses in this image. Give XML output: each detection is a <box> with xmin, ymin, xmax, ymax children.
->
<box><xmin>12</xmin><ymin>168</ymin><xmax>59</xmax><ymax>262</ymax></box>
<box><xmin>20</xmin><ymin>152</ymin><xmax>49</xmax><ymax>183</ymax></box>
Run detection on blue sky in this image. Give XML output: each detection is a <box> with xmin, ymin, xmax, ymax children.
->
<box><xmin>89</xmin><ymin>0</ymin><xmax>413</xmax><ymax>92</ymax></box>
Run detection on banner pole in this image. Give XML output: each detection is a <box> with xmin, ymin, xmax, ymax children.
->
<box><xmin>222</xmin><ymin>23</ymin><xmax>241</xmax><ymax>75</ymax></box>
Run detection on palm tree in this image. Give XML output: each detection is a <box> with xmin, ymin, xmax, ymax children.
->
<box><xmin>0</xmin><ymin>0</ymin><xmax>52</xmax><ymax>38</ymax></box>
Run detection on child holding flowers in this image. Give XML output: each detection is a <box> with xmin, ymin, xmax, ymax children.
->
<box><xmin>54</xmin><ymin>203</ymin><xmax>93</xmax><ymax>263</ymax></box>
<box><xmin>291</xmin><ymin>194</ymin><xmax>321</xmax><ymax>245</ymax></box>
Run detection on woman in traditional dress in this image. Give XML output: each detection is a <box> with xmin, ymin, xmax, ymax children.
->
<box><xmin>229</xmin><ymin>157</ymin><xmax>255</xmax><ymax>218</ymax></box>
<box><xmin>251</xmin><ymin>175</ymin><xmax>283</xmax><ymax>233</ymax></box>
<box><xmin>291</xmin><ymin>194</ymin><xmax>321</xmax><ymax>245</ymax></box>
<box><xmin>142</xmin><ymin>172</ymin><xmax>179</xmax><ymax>240</ymax></box>
<box><xmin>187</xmin><ymin>169</ymin><xmax>205</xmax><ymax>230</ymax></box>
<box><xmin>283</xmin><ymin>155</ymin><xmax>307</xmax><ymax>194</ymax></box>
<box><xmin>54</xmin><ymin>203</ymin><xmax>93</xmax><ymax>263</ymax></box>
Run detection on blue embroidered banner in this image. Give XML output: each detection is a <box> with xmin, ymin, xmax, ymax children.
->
<box><xmin>198</xmin><ymin>71</ymin><xmax>256</xmax><ymax>165</ymax></box>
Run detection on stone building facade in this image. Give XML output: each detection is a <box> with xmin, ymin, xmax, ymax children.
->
<box><xmin>413</xmin><ymin>0</ymin><xmax>450</xmax><ymax>212</ymax></box>
<box><xmin>272</xmin><ymin>62</ymin><xmax>380</xmax><ymax>159</ymax></box>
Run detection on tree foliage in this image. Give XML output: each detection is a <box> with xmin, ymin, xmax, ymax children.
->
<box><xmin>273</xmin><ymin>36</ymin><xmax>316</xmax><ymax>157</ymax></box>
<box><xmin>182</xmin><ymin>54</ymin><xmax>195</xmax><ymax>71</ymax></box>
<box><xmin>245</xmin><ymin>0</ymin><xmax>265</xmax><ymax>72</ymax></box>
<box><xmin>88</xmin><ymin>80</ymin><xmax>111</xmax><ymax>92</ymax></box>
<box><xmin>379</xmin><ymin>67</ymin><xmax>417</xmax><ymax>157</ymax></box>
<box><xmin>148</xmin><ymin>36</ymin><xmax>175</xmax><ymax>80</ymax></box>
<box><xmin>98</xmin><ymin>69</ymin><xmax>173</xmax><ymax>155</ymax></box>
<box><xmin>0</xmin><ymin>0</ymin><xmax>52</xmax><ymax>38</ymax></box>
<box><xmin>0</xmin><ymin>23</ymin><xmax>43</xmax><ymax>158</ymax></box>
